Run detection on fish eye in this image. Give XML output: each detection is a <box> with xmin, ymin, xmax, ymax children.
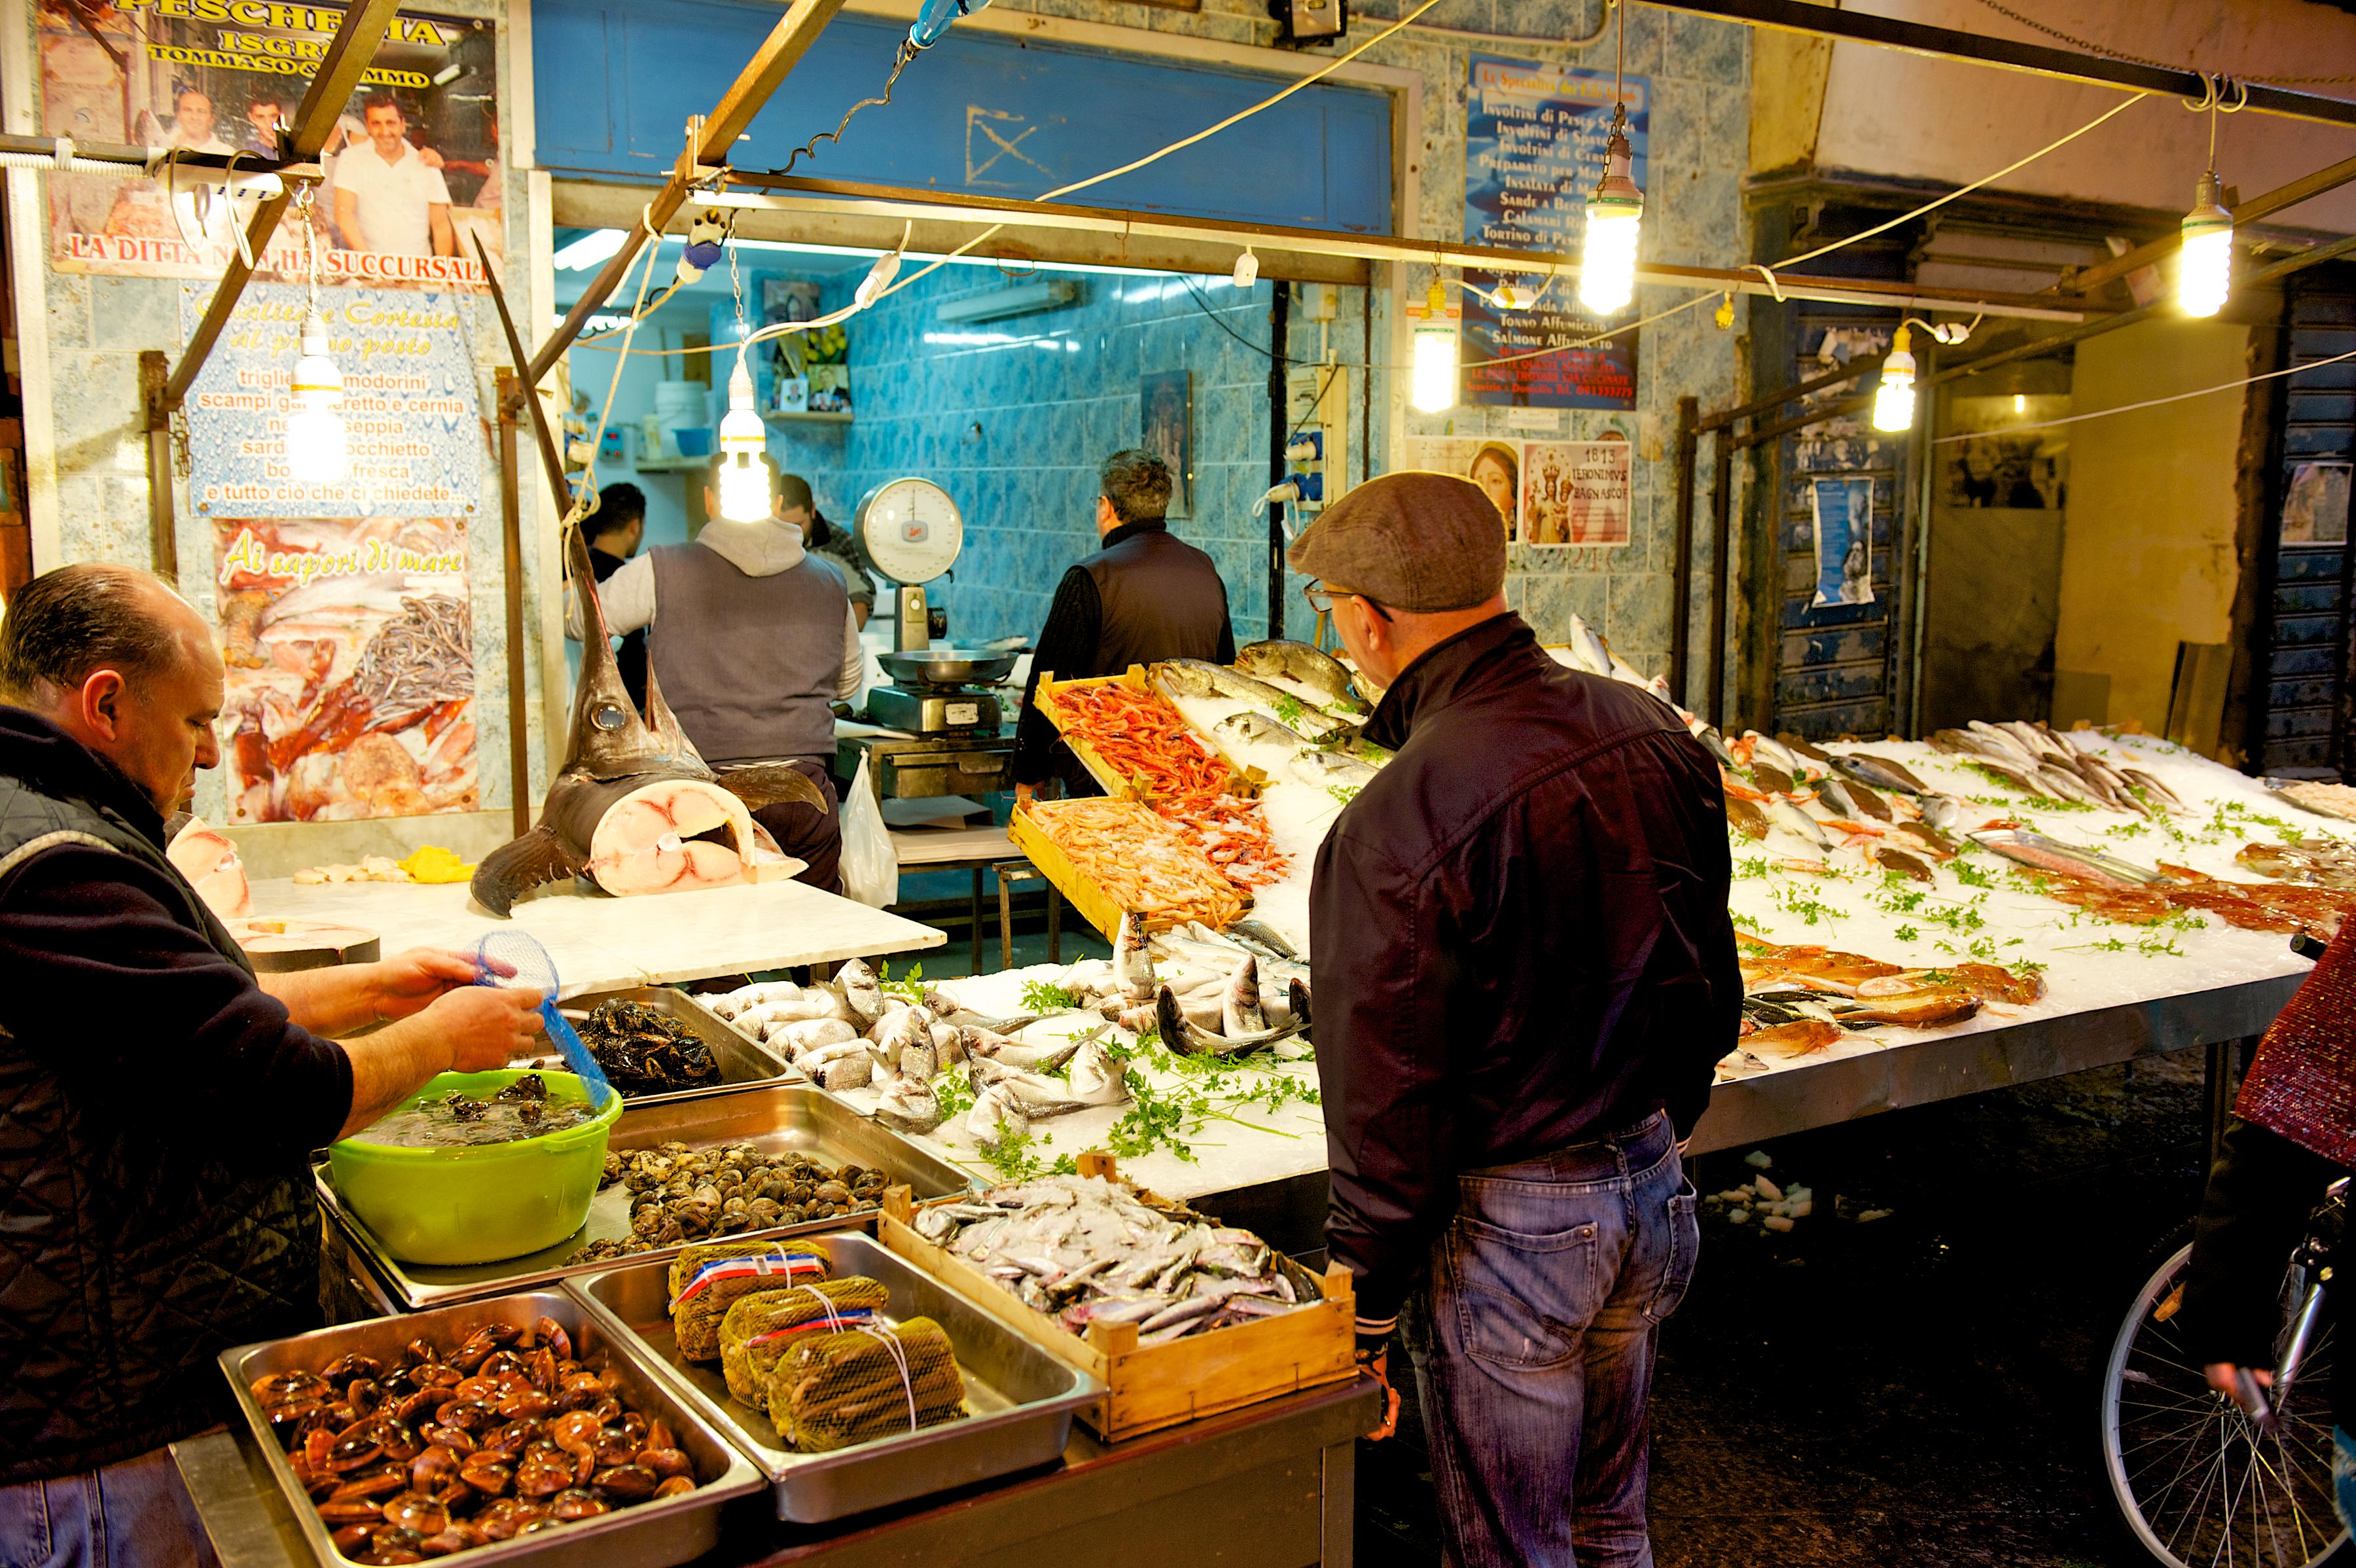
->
<box><xmin>592</xmin><ymin>705</ymin><xmax>626</xmax><ymax>731</ymax></box>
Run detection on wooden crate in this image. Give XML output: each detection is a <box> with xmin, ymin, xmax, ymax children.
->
<box><xmin>1007</xmin><ymin>798</ymin><xmax>1244</xmax><ymax>942</ymax></box>
<box><xmin>1035</xmin><ymin>666</ymin><xmax>1268</xmax><ymax>804</ymax></box>
<box><xmin>878</xmin><ymin>1156</ymin><xmax>1355</xmax><ymax>1442</ymax></box>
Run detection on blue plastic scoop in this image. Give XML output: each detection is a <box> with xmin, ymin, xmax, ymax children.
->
<box><xmin>465</xmin><ymin>930</ymin><xmax>615</xmax><ymax>1110</ymax></box>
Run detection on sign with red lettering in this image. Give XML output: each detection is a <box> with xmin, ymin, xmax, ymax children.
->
<box><xmin>40</xmin><ymin>0</ymin><xmax>501</xmax><ymax>289</ymax></box>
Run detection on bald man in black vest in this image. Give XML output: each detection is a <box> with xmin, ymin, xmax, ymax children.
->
<box><xmin>1012</xmin><ymin>449</ymin><xmax>1236</xmax><ymax>800</ymax></box>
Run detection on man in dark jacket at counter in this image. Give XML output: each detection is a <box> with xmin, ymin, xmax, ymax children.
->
<box><xmin>0</xmin><ymin>564</ymin><xmax>544</xmax><ymax>1567</ymax></box>
<box><xmin>1012</xmin><ymin>450</ymin><xmax>1235</xmax><ymax>801</ymax></box>
<box><xmin>1292</xmin><ymin>472</ymin><xmax>1740</xmax><ymax>1568</ymax></box>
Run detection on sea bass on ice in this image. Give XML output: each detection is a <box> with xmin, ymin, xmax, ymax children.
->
<box><xmin>1234</xmin><ymin>639</ymin><xmax>1370</xmax><ymax>715</ymax></box>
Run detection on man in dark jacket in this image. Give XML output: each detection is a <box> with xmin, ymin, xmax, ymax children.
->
<box><xmin>0</xmin><ymin>564</ymin><xmax>543</xmax><ymax>1567</ymax></box>
<box><xmin>1012</xmin><ymin>449</ymin><xmax>1236</xmax><ymax>801</ymax></box>
<box><xmin>583</xmin><ymin>481</ymin><xmax>649</xmax><ymax>712</ymax></box>
<box><xmin>1291</xmin><ymin>472</ymin><xmax>1740</xmax><ymax>1568</ymax></box>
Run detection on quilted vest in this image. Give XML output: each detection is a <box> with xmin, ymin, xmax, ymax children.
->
<box><xmin>0</xmin><ymin>772</ymin><xmax>322</xmax><ymax>1482</ymax></box>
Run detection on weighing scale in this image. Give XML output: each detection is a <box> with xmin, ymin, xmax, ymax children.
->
<box><xmin>849</xmin><ymin>479</ymin><xmax>1017</xmax><ymax>793</ymax></box>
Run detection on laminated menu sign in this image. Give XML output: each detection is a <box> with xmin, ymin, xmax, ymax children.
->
<box><xmin>181</xmin><ymin>281</ymin><xmax>483</xmax><ymax>516</ymax></box>
<box><xmin>39</xmin><ymin>1</ymin><xmax>502</xmax><ymax>288</ymax></box>
<box><xmin>182</xmin><ymin>280</ymin><xmax>482</xmax><ymax>823</ymax></box>
<box><xmin>1461</xmin><ymin>55</ymin><xmax>1647</xmax><ymax>411</ymax></box>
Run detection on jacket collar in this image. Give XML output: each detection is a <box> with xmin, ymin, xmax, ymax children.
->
<box><xmin>1099</xmin><ymin>518</ymin><xmax>1169</xmax><ymax>551</ymax></box>
<box><xmin>0</xmin><ymin>706</ymin><xmax>168</xmax><ymax>847</ymax></box>
<box><xmin>1362</xmin><ymin>613</ymin><xmax>1537</xmax><ymax>752</ymax></box>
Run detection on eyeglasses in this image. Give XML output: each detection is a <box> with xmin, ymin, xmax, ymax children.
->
<box><xmin>1302</xmin><ymin>582</ymin><xmax>1393</xmax><ymax>622</ymax></box>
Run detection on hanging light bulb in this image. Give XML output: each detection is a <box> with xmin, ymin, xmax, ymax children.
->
<box><xmin>1580</xmin><ymin>111</ymin><xmax>1643</xmax><ymax>315</ymax></box>
<box><xmin>716</xmin><ymin>360</ymin><xmax>770</xmax><ymax>523</ymax></box>
<box><xmin>2179</xmin><ymin>170</ymin><xmax>2233</xmax><ymax>318</ymax></box>
<box><xmin>1410</xmin><ymin>281</ymin><xmax>1457</xmax><ymax>414</ymax></box>
<box><xmin>1872</xmin><ymin>325</ymin><xmax>1917</xmax><ymax>434</ymax></box>
<box><xmin>285</xmin><ymin>311</ymin><xmax>346</xmax><ymax>484</ymax></box>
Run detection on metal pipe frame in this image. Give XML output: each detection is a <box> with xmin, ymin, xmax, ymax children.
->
<box><xmin>2065</xmin><ymin>151</ymin><xmax>2356</xmax><ymax>300</ymax></box>
<box><xmin>1706</xmin><ymin>429</ymin><xmax>1734</xmax><ymax>728</ymax></box>
<box><xmin>495</xmin><ymin>370</ymin><xmax>531</xmax><ymax>840</ymax></box>
<box><xmin>700</xmin><ymin>169</ymin><xmax>2106</xmax><ymax>323</ymax></box>
<box><xmin>1669</xmin><ymin>395</ymin><xmax>1698</xmax><ymax>703</ymax></box>
<box><xmin>0</xmin><ymin>132</ymin><xmax>321</xmax><ymax>185</ymax></box>
<box><xmin>526</xmin><ymin>0</ymin><xmax>852</xmax><ymax>386</ymax></box>
<box><xmin>1643</xmin><ymin>0</ymin><xmax>2356</xmax><ymax>130</ymax></box>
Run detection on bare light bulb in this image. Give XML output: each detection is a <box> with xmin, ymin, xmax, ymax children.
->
<box><xmin>285</xmin><ymin>312</ymin><xmax>346</xmax><ymax>484</ymax></box>
<box><xmin>2179</xmin><ymin>171</ymin><xmax>2233</xmax><ymax>318</ymax></box>
<box><xmin>716</xmin><ymin>361</ymin><xmax>769</xmax><ymax>523</ymax></box>
<box><xmin>1871</xmin><ymin>326</ymin><xmax>1917</xmax><ymax>434</ymax></box>
<box><xmin>1579</xmin><ymin>107</ymin><xmax>1643</xmax><ymax>316</ymax></box>
<box><xmin>1410</xmin><ymin>281</ymin><xmax>1457</xmax><ymax>414</ymax></box>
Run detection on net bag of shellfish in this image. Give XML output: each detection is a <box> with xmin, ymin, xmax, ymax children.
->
<box><xmin>766</xmin><ymin>1315</ymin><xmax>966</xmax><ymax>1452</ymax></box>
<box><xmin>719</xmin><ymin>1277</ymin><xmax>892</xmax><ymax>1403</ymax></box>
<box><xmin>668</xmin><ymin>1240</ymin><xmax>830</xmax><ymax>1359</ymax></box>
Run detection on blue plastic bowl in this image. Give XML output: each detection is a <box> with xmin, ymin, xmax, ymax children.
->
<box><xmin>673</xmin><ymin>427</ymin><xmax>714</xmax><ymax>457</ymax></box>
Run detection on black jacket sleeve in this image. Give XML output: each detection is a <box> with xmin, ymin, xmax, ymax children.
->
<box><xmin>1012</xmin><ymin>567</ymin><xmax>1103</xmax><ymax>787</ymax></box>
<box><xmin>2179</xmin><ymin>1116</ymin><xmax>2342</xmax><ymax>1370</ymax></box>
<box><xmin>0</xmin><ymin>844</ymin><xmax>353</xmax><ymax>1159</ymax></box>
<box><xmin>1311</xmin><ymin>825</ymin><xmax>1457</xmax><ymax>1330</ymax></box>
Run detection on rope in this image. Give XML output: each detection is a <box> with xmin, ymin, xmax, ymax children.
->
<box><xmin>852</xmin><ymin>1321</ymin><xmax>921</xmax><ymax>1436</ymax></box>
<box><xmin>1928</xmin><ymin>346</ymin><xmax>2356</xmax><ymax>444</ymax></box>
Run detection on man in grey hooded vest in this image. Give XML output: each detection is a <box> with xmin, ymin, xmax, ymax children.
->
<box><xmin>568</xmin><ymin>467</ymin><xmax>863</xmax><ymax>891</ymax></box>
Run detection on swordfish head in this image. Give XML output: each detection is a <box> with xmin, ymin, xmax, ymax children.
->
<box><xmin>561</xmin><ymin>520</ymin><xmax>711</xmax><ymax>783</ymax></box>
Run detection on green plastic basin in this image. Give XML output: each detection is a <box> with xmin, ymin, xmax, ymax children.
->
<box><xmin>327</xmin><ymin>1071</ymin><xmax>623</xmax><ymax>1266</ymax></box>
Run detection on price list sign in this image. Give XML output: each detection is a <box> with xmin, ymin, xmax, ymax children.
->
<box><xmin>1461</xmin><ymin>55</ymin><xmax>1649</xmax><ymax>410</ymax></box>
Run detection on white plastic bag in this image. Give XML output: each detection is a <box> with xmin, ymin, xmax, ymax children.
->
<box><xmin>838</xmin><ymin>757</ymin><xmax>899</xmax><ymax>908</ymax></box>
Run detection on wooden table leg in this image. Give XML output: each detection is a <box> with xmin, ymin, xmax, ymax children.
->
<box><xmin>998</xmin><ymin>866</ymin><xmax>1016</xmax><ymax>972</ymax></box>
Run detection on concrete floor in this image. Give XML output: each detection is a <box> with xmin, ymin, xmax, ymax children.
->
<box><xmin>1357</xmin><ymin>1050</ymin><xmax>2219</xmax><ymax>1568</ymax></box>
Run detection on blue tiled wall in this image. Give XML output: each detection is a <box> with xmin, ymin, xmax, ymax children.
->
<box><xmin>760</xmin><ymin>266</ymin><xmax>1323</xmax><ymax>645</ymax></box>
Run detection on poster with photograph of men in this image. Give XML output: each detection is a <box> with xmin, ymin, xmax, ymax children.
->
<box><xmin>40</xmin><ymin>0</ymin><xmax>501</xmax><ymax>289</ymax></box>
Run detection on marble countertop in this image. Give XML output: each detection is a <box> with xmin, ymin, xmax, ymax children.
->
<box><xmin>248</xmin><ymin>876</ymin><xmax>945</xmax><ymax>994</ymax></box>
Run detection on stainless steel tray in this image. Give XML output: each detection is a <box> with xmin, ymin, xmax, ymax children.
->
<box><xmin>567</xmin><ymin>1232</ymin><xmax>1099</xmax><ymax>1522</ymax></box>
<box><xmin>218</xmin><ymin>1291</ymin><xmax>763</xmax><ymax>1568</ymax></box>
<box><xmin>319</xmin><ymin>1085</ymin><xmax>976</xmax><ymax>1310</ymax></box>
<box><xmin>539</xmin><ymin>986</ymin><xmax>798</xmax><ymax>1105</ymax></box>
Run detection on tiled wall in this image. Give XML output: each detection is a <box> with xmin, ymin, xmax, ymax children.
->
<box><xmin>762</xmin><ymin>266</ymin><xmax>1368</xmax><ymax>645</ymax></box>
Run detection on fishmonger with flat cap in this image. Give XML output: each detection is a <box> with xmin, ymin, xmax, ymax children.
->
<box><xmin>1293</xmin><ymin>471</ymin><xmax>1740</xmax><ymax>1568</ymax></box>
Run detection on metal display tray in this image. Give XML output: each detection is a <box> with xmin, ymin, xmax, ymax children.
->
<box><xmin>568</xmin><ymin>1232</ymin><xmax>1100</xmax><ymax>1522</ymax></box>
<box><xmin>542</xmin><ymin>986</ymin><xmax>798</xmax><ymax>1105</ymax></box>
<box><xmin>317</xmin><ymin>1085</ymin><xmax>976</xmax><ymax>1310</ymax></box>
<box><xmin>217</xmin><ymin>1290</ymin><xmax>763</xmax><ymax>1568</ymax></box>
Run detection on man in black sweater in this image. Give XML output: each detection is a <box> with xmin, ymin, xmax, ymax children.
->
<box><xmin>1293</xmin><ymin>472</ymin><xmax>1740</xmax><ymax>1568</ymax></box>
<box><xmin>1012</xmin><ymin>449</ymin><xmax>1235</xmax><ymax>800</ymax></box>
<box><xmin>0</xmin><ymin>565</ymin><xmax>543</xmax><ymax>1567</ymax></box>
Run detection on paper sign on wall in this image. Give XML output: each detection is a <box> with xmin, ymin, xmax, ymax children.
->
<box><xmin>1811</xmin><ymin>476</ymin><xmax>1874</xmax><ymax>608</ymax></box>
<box><xmin>1402</xmin><ymin>435</ymin><xmax>1631</xmax><ymax>548</ymax></box>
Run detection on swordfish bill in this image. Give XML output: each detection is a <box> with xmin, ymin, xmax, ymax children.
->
<box><xmin>467</xmin><ymin>385</ymin><xmax>825</xmax><ymax>916</ymax></box>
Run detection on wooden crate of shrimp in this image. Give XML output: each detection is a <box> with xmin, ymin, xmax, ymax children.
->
<box><xmin>1009</xmin><ymin>798</ymin><xmax>1246</xmax><ymax>942</ymax></box>
<box><xmin>877</xmin><ymin>1154</ymin><xmax>1354</xmax><ymax>1442</ymax></box>
<box><xmin>1035</xmin><ymin>669</ymin><xmax>1267</xmax><ymax>806</ymax></box>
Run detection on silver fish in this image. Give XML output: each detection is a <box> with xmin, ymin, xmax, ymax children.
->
<box><xmin>1746</xmin><ymin>732</ymin><xmax>1806</xmax><ymax>778</ymax></box>
<box><xmin>1113</xmin><ymin>910</ymin><xmax>1156</xmax><ymax>1001</ymax></box>
<box><xmin>1814</xmin><ymin>777</ymin><xmax>1861</xmax><ymax>819</ymax></box>
<box><xmin>966</xmin><ymin>1083</ymin><xmax>1031</xmax><ymax>1149</ymax></box>
<box><xmin>874</xmin><ymin>1077</ymin><xmax>946</xmax><ymax>1135</ymax></box>
<box><xmin>1156</xmin><ymin>985</ymin><xmax>1305</xmax><ymax>1058</ymax></box>
<box><xmin>1565</xmin><ymin>614</ymin><xmax>1613</xmax><ymax>676</ymax></box>
<box><xmin>1066</xmin><ymin>1038</ymin><xmax>1132</xmax><ymax>1106</ymax></box>
<box><xmin>1234</xmin><ymin>639</ymin><xmax>1369</xmax><ymax>715</ymax></box>
<box><xmin>1832</xmin><ymin>753</ymin><xmax>1929</xmax><ymax>797</ymax></box>
<box><xmin>1223</xmin><ymin>956</ymin><xmax>1266</xmax><ymax>1036</ymax></box>
<box><xmin>1216</xmin><ymin>711</ymin><xmax>1298</xmax><ymax>747</ymax></box>
<box><xmin>1768</xmin><ymin>800</ymin><xmax>1834</xmax><ymax>855</ymax></box>
<box><xmin>961</xmin><ymin>1027</ymin><xmax>1086</xmax><ymax>1073</ymax></box>
<box><xmin>1227</xmin><ymin>918</ymin><xmax>1301</xmax><ymax>961</ymax></box>
<box><xmin>1153</xmin><ymin>658</ymin><xmax>1349</xmax><ymax>741</ymax></box>
<box><xmin>1918</xmin><ymin>793</ymin><xmax>1965</xmax><ymax>831</ymax></box>
<box><xmin>1689</xmin><ymin>721</ymin><xmax>1740</xmax><ymax>768</ymax></box>
<box><xmin>1291</xmin><ymin>749</ymin><xmax>1378</xmax><ymax>790</ymax></box>
<box><xmin>835</xmin><ymin>958</ymin><xmax>884</xmax><ymax>1028</ymax></box>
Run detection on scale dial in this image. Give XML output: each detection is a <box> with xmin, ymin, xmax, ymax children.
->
<box><xmin>854</xmin><ymin>477</ymin><xmax>963</xmax><ymax>584</ymax></box>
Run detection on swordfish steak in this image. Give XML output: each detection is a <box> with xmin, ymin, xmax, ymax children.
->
<box><xmin>469</xmin><ymin>524</ymin><xmax>825</xmax><ymax>917</ymax></box>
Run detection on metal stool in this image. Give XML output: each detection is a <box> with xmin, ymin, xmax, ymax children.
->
<box><xmin>993</xmin><ymin>862</ymin><xmax>1063</xmax><ymax>971</ymax></box>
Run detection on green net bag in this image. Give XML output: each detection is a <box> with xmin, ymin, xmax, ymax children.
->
<box><xmin>668</xmin><ymin>1239</ymin><xmax>830</xmax><ymax>1360</ymax></box>
<box><xmin>718</xmin><ymin>1277</ymin><xmax>892</xmax><ymax>1404</ymax></box>
<box><xmin>766</xmin><ymin>1316</ymin><xmax>966</xmax><ymax>1452</ymax></box>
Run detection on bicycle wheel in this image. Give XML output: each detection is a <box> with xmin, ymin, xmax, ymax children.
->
<box><xmin>2101</xmin><ymin>1238</ymin><xmax>2346</xmax><ymax>1567</ymax></box>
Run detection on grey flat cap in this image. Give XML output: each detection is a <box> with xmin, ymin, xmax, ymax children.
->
<box><xmin>1288</xmin><ymin>471</ymin><xmax>1508</xmax><ymax>612</ymax></box>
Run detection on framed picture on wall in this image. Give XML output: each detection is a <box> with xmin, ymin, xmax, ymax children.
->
<box><xmin>2283</xmin><ymin>462</ymin><xmax>2351</xmax><ymax>545</ymax></box>
<box><xmin>1140</xmin><ymin>371</ymin><xmax>1192</xmax><ymax>518</ymax></box>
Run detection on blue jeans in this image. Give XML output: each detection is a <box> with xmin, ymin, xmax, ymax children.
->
<box><xmin>1399</xmin><ymin>1109</ymin><xmax>1700</xmax><ymax>1568</ymax></box>
<box><xmin>0</xmin><ymin>1448</ymin><xmax>217</xmax><ymax>1568</ymax></box>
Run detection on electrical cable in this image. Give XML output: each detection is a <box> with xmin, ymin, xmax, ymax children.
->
<box><xmin>768</xmin><ymin>41</ymin><xmax>918</xmax><ymax>177</ymax></box>
<box><xmin>1928</xmin><ymin>345</ymin><xmax>2356</xmax><ymax>444</ymax></box>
